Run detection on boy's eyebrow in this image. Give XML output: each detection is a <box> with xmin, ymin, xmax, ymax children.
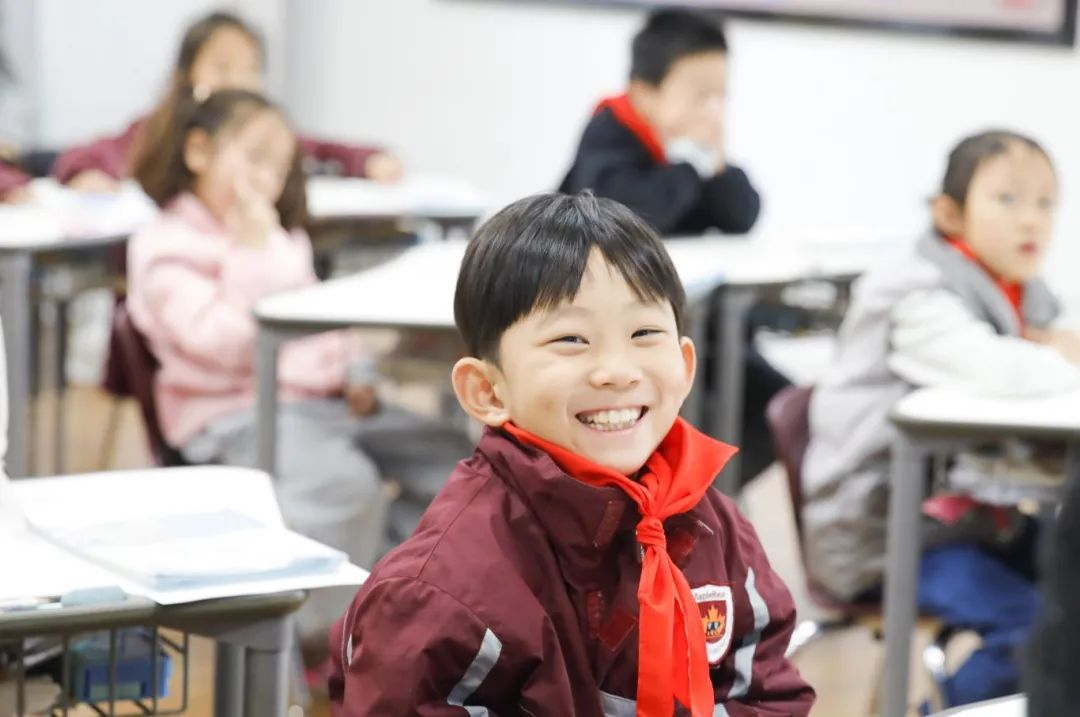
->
<box><xmin>536</xmin><ymin>297</ymin><xmax>669</xmax><ymax>326</ymax></box>
<box><xmin>535</xmin><ymin>304</ymin><xmax>594</xmax><ymax>327</ymax></box>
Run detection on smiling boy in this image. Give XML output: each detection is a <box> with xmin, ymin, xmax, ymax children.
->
<box><xmin>328</xmin><ymin>192</ymin><xmax>813</xmax><ymax>716</ymax></box>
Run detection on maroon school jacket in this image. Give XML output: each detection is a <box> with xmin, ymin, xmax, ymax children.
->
<box><xmin>52</xmin><ymin>117</ymin><xmax>384</xmax><ymax>184</ymax></box>
<box><xmin>328</xmin><ymin>427</ymin><xmax>814</xmax><ymax>716</ymax></box>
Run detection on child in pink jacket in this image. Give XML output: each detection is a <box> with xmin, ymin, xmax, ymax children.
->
<box><xmin>126</xmin><ymin>87</ymin><xmax>469</xmax><ymax>658</ymax></box>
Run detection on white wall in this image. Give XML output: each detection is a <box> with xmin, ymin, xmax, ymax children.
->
<box><xmin>284</xmin><ymin>0</ymin><xmax>1080</xmax><ymax>291</ymax></box>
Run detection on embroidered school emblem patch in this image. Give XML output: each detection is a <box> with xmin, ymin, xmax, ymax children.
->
<box><xmin>692</xmin><ymin>584</ymin><xmax>734</xmax><ymax>664</ymax></box>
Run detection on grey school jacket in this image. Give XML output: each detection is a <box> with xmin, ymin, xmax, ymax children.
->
<box><xmin>801</xmin><ymin>233</ymin><xmax>1061</xmax><ymax>600</ymax></box>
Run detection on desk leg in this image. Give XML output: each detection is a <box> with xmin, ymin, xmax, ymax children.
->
<box><xmin>712</xmin><ymin>287</ymin><xmax>756</xmax><ymax>496</ymax></box>
<box><xmin>0</xmin><ymin>252</ymin><xmax>32</xmax><ymax>477</ymax></box>
<box><xmin>244</xmin><ymin>643</ymin><xmax>290</xmax><ymax>717</ymax></box>
<box><xmin>53</xmin><ymin>299</ymin><xmax>69</xmax><ymax>474</ymax></box>
<box><xmin>208</xmin><ymin>613</ymin><xmax>294</xmax><ymax>717</ymax></box>
<box><xmin>880</xmin><ymin>433</ymin><xmax>927</xmax><ymax>717</ymax></box>
<box><xmin>255</xmin><ymin>329</ymin><xmax>282</xmax><ymax>475</ymax></box>
<box><xmin>215</xmin><ymin>642</ymin><xmax>245</xmax><ymax>716</ymax></box>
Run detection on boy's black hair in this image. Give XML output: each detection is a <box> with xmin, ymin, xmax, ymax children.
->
<box><xmin>942</xmin><ymin>129</ymin><xmax>1053</xmax><ymax>207</ymax></box>
<box><xmin>631</xmin><ymin>9</ymin><xmax>728</xmax><ymax>86</ymax></box>
<box><xmin>454</xmin><ymin>192</ymin><xmax>687</xmax><ymax>362</ymax></box>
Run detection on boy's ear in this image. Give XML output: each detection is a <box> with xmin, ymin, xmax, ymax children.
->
<box><xmin>932</xmin><ymin>194</ymin><xmax>964</xmax><ymax>237</ymax></box>
<box><xmin>452</xmin><ymin>357</ymin><xmax>510</xmax><ymax>428</ymax></box>
<box><xmin>183</xmin><ymin>129</ymin><xmax>213</xmax><ymax>176</ymax></box>
<box><xmin>679</xmin><ymin>336</ymin><xmax>697</xmax><ymax>401</ymax></box>
<box><xmin>628</xmin><ymin>78</ymin><xmax>659</xmax><ymax>105</ymax></box>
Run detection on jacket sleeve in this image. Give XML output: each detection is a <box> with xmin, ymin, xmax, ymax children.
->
<box><xmin>716</xmin><ymin>512</ymin><xmax>816</xmax><ymax>716</ymax></box>
<box><xmin>134</xmin><ymin>249</ymin><xmax>259</xmax><ymax>374</ymax></box>
<box><xmin>52</xmin><ymin>120</ymin><xmax>141</xmax><ymax>183</ymax></box>
<box><xmin>298</xmin><ymin>136</ymin><xmax>383</xmax><ymax>179</ymax></box>
<box><xmin>565</xmin><ymin>146</ymin><xmax>760</xmax><ymax>235</ymax></box>
<box><xmin>567</xmin><ymin>148</ymin><xmax>705</xmax><ymax>235</ymax></box>
<box><xmin>889</xmin><ymin>288</ymin><xmax>1080</xmax><ymax>396</ymax></box>
<box><xmin>698</xmin><ymin>165</ymin><xmax>761</xmax><ymax>234</ymax></box>
<box><xmin>329</xmin><ymin>576</ymin><xmax>511</xmax><ymax>717</ymax></box>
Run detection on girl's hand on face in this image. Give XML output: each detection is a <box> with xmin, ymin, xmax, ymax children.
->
<box><xmin>227</xmin><ymin>174</ymin><xmax>277</xmax><ymax>249</ymax></box>
<box><xmin>364</xmin><ymin>152</ymin><xmax>403</xmax><ymax>184</ymax></box>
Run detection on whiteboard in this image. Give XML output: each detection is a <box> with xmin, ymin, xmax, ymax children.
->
<box><xmin>517</xmin><ymin>0</ymin><xmax>1077</xmax><ymax>45</ymax></box>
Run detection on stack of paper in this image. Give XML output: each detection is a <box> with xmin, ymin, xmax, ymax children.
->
<box><xmin>39</xmin><ymin>509</ymin><xmax>347</xmax><ymax>591</ymax></box>
<box><xmin>10</xmin><ymin>466</ymin><xmax>368</xmax><ymax>605</ymax></box>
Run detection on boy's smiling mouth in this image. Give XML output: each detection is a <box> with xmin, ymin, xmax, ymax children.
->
<box><xmin>576</xmin><ymin>407</ymin><xmax>648</xmax><ymax>432</ymax></box>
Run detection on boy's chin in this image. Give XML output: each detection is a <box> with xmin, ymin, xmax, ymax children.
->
<box><xmin>586</xmin><ymin>449</ymin><xmax>653</xmax><ymax>477</ymax></box>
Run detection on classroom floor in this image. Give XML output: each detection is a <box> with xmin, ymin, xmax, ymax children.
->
<box><xmin>29</xmin><ymin>384</ymin><xmax>950</xmax><ymax>717</ymax></box>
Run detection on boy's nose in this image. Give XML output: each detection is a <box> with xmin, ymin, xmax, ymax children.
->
<box><xmin>588</xmin><ymin>358</ymin><xmax>643</xmax><ymax>389</ymax></box>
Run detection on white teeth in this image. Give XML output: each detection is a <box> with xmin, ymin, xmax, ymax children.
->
<box><xmin>578</xmin><ymin>407</ymin><xmax>644</xmax><ymax>432</ymax></box>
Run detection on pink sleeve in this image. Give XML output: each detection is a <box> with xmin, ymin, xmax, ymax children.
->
<box><xmin>272</xmin><ymin>228</ymin><xmax>349</xmax><ymax>393</ymax></box>
<box><xmin>53</xmin><ymin>119</ymin><xmax>143</xmax><ymax>183</ymax></box>
<box><xmin>278</xmin><ymin>332</ymin><xmax>349</xmax><ymax>395</ymax></box>
<box><xmin>299</xmin><ymin>135</ymin><xmax>383</xmax><ymax>179</ymax></box>
<box><xmin>0</xmin><ymin>164</ymin><xmax>30</xmax><ymax>198</ymax></box>
<box><xmin>138</xmin><ymin>255</ymin><xmax>259</xmax><ymax>373</ymax></box>
<box><xmin>129</xmin><ymin>221</ymin><xmax>262</xmax><ymax>374</ymax></box>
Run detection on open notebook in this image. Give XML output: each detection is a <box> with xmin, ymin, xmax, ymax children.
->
<box><xmin>36</xmin><ymin>509</ymin><xmax>347</xmax><ymax>591</ymax></box>
<box><xmin>7</xmin><ymin>467</ymin><xmax>368</xmax><ymax>606</ymax></box>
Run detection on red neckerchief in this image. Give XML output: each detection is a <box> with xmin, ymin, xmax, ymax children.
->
<box><xmin>943</xmin><ymin>235</ymin><xmax>1025</xmax><ymax>332</ymax></box>
<box><xmin>596</xmin><ymin>93</ymin><xmax>667</xmax><ymax>165</ymax></box>
<box><xmin>504</xmin><ymin>418</ymin><xmax>737</xmax><ymax>717</ymax></box>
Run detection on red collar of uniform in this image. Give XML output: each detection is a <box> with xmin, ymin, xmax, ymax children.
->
<box><xmin>944</xmin><ymin>235</ymin><xmax>1025</xmax><ymax>330</ymax></box>
<box><xmin>596</xmin><ymin>92</ymin><xmax>667</xmax><ymax>165</ymax></box>
<box><xmin>504</xmin><ymin>418</ymin><xmax>737</xmax><ymax>717</ymax></box>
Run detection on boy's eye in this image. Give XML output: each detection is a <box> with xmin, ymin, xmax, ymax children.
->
<box><xmin>552</xmin><ymin>335</ymin><xmax>587</xmax><ymax>345</ymax></box>
<box><xmin>997</xmin><ymin>193</ymin><xmax>1017</xmax><ymax>205</ymax></box>
<box><xmin>632</xmin><ymin>328</ymin><xmax>663</xmax><ymax>339</ymax></box>
<box><xmin>1039</xmin><ymin>197</ymin><xmax>1055</xmax><ymax>210</ymax></box>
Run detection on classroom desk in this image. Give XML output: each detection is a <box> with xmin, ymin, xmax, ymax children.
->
<box><xmin>0</xmin><ymin>589</ymin><xmax>304</xmax><ymax>717</ymax></box>
<box><xmin>4</xmin><ymin>465</ymin><xmax>368</xmax><ymax>717</ymax></box>
<box><xmin>253</xmin><ymin>235</ymin><xmax>901</xmax><ymax>493</ymax></box>
<box><xmin>305</xmin><ymin>174</ymin><xmax>490</xmax><ymax>242</ymax></box>
<box><xmin>880</xmin><ymin>388</ymin><xmax>1080</xmax><ymax>717</ymax></box>
<box><xmin>307</xmin><ymin>174</ymin><xmax>489</xmax><ymax>222</ymax></box>
<box><xmin>933</xmin><ymin>695</ymin><xmax>1025</xmax><ymax>716</ymax></box>
<box><xmin>0</xmin><ymin>182</ymin><xmax>152</xmax><ymax>477</ymax></box>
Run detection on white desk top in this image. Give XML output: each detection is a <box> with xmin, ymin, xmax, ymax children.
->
<box><xmin>306</xmin><ymin>174</ymin><xmax>491</xmax><ymax>221</ymax></box>
<box><xmin>935</xmin><ymin>695</ymin><xmax>1025</xmax><ymax>716</ymax></box>
<box><xmin>0</xmin><ymin>178</ymin><xmax>157</xmax><ymax>250</ymax></box>
<box><xmin>0</xmin><ymin>175</ymin><xmax>491</xmax><ymax>251</ymax></box>
<box><xmin>255</xmin><ymin>234</ymin><xmax>900</xmax><ymax>330</ymax></box>
<box><xmin>894</xmin><ymin>386</ymin><xmax>1080</xmax><ymax>436</ymax></box>
<box><xmin>4</xmin><ymin>466</ymin><xmax>368</xmax><ymax>605</ymax></box>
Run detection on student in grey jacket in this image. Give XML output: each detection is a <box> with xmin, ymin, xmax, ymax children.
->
<box><xmin>803</xmin><ymin>130</ymin><xmax>1080</xmax><ymax>707</ymax></box>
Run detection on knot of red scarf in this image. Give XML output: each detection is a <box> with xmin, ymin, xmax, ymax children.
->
<box><xmin>503</xmin><ymin>418</ymin><xmax>737</xmax><ymax>717</ymax></box>
<box><xmin>636</xmin><ymin>516</ymin><xmax>667</xmax><ymax>551</ymax></box>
